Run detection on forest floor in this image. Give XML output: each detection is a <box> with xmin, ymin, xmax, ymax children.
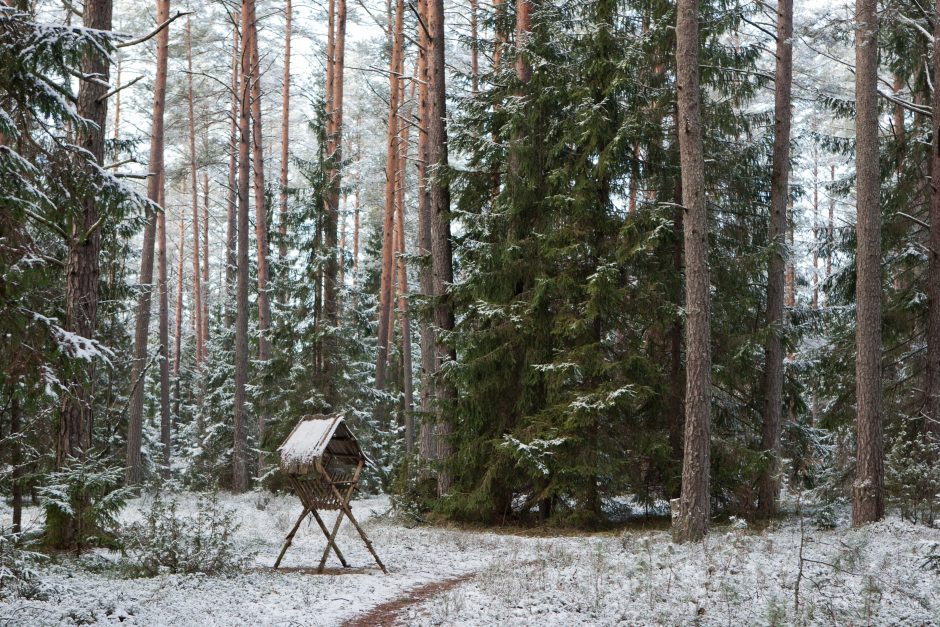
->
<box><xmin>1</xmin><ymin>492</ymin><xmax>938</xmax><ymax>626</ymax></box>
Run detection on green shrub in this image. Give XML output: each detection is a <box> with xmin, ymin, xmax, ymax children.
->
<box><xmin>123</xmin><ymin>492</ymin><xmax>252</xmax><ymax>576</ymax></box>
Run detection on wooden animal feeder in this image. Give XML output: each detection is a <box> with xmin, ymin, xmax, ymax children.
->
<box><xmin>273</xmin><ymin>414</ymin><xmax>387</xmax><ymax>574</ymax></box>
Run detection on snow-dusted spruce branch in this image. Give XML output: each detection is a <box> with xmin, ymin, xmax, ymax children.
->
<box><xmin>898</xmin><ymin>14</ymin><xmax>933</xmax><ymax>43</ymax></box>
<box><xmin>21</xmin><ymin>208</ymin><xmax>67</xmax><ymax>240</ymax></box>
<box><xmin>115</xmin><ymin>11</ymin><xmax>192</xmax><ymax>49</ymax></box>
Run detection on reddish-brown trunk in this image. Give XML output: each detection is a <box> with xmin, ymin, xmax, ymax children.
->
<box><xmin>279</xmin><ymin>0</ymin><xmax>292</xmax><ymax>264</ymax></box>
<box><xmin>126</xmin><ymin>0</ymin><xmax>169</xmax><ymax>487</ymax></box>
<box><xmin>186</xmin><ymin>17</ymin><xmax>204</xmax><ymax>369</ymax></box>
<box><xmin>246</xmin><ymin>0</ymin><xmax>271</xmax><ymax>363</ymax></box>
<box><xmin>469</xmin><ymin>0</ymin><xmax>479</xmax><ymax>94</ymax></box>
<box><xmin>673</xmin><ymin>0</ymin><xmax>711</xmax><ymax>543</ymax></box>
<box><xmin>757</xmin><ymin>0</ymin><xmax>792</xmax><ymax>518</ymax></box>
<box><xmin>852</xmin><ymin>0</ymin><xmax>884</xmax><ymax>526</ymax></box>
<box><xmin>353</xmin><ymin>126</ymin><xmax>362</xmax><ymax>281</ymax></box>
<box><xmin>226</xmin><ymin>19</ymin><xmax>239</xmax><ymax>314</ymax></box>
<box><xmin>396</xmin><ymin>98</ymin><xmax>415</xmax><ymax>451</ymax></box>
<box><xmin>322</xmin><ymin>0</ymin><xmax>346</xmax><ymax>402</ymax></box>
<box><xmin>10</xmin><ymin>394</ymin><xmax>22</xmax><ymax>534</ymax></box>
<box><xmin>925</xmin><ymin>0</ymin><xmax>940</xmax><ymax>449</ymax></box>
<box><xmin>376</xmin><ymin>0</ymin><xmax>405</xmax><ymax>394</ymax></box>
<box><xmin>174</xmin><ymin>206</ymin><xmax>184</xmax><ymax>378</ymax></box>
<box><xmin>53</xmin><ymin>0</ymin><xmax>112</xmax><ymax>548</ymax></box>
<box><xmin>427</xmin><ymin>0</ymin><xmax>456</xmax><ymax>494</ymax></box>
<box><xmin>202</xmin><ymin>169</ymin><xmax>210</xmax><ymax>353</ymax></box>
<box><xmin>233</xmin><ymin>0</ymin><xmax>253</xmax><ymax>494</ymax></box>
<box><xmin>416</xmin><ymin>0</ymin><xmax>435</xmax><ymax>458</ymax></box>
<box><xmin>156</xmin><ymin>192</ymin><xmax>172</xmax><ymax>477</ymax></box>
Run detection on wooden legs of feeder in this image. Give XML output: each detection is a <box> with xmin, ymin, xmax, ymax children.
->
<box><xmin>338</xmin><ymin>499</ymin><xmax>388</xmax><ymax>574</ymax></box>
<box><xmin>325</xmin><ymin>476</ymin><xmax>388</xmax><ymax>574</ymax></box>
<box><xmin>312</xmin><ymin>509</ymin><xmax>348</xmax><ymax>567</ymax></box>
<box><xmin>273</xmin><ymin>507</ymin><xmax>348</xmax><ymax>569</ymax></box>
<box><xmin>274</xmin><ymin>507</ymin><xmax>308</xmax><ymax>569</ymax></box>
<box><xmin>276</xmin><ymin>459</ymin><xmax>387</xmax><ymax>574</ymax></box>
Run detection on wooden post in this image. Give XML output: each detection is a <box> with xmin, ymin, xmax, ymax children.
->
<box><xmin>274</xmin><ymin>507</ymin><xmax>310</xmax><ymax>569</ymax></box>
<box><xmin>316</xmin><ymin>460</ymin><xmax>362</xmax><ymax>572</ymax></box>
<box><xmin>327</xmin><ymin>462</ymin><xmax>388</xmax><ymax>574</ymax></box>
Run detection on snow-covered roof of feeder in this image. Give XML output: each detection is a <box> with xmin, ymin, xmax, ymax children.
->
<box><xmin>278</xmin><ymin>414</ymin><xmax>366</xmax><ymax>475</ymax></box>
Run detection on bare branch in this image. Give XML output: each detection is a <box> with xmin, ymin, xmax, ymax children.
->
<box><xmin>116</xmin><ymin>11</ymin><xmax>193</xmax><ymax>49</ymax></box>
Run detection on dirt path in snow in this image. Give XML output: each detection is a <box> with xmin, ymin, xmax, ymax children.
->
<box><xmin>340</xmin><ymin>573</ymin><xmax>477</xmax><ymax>627</ymax></box>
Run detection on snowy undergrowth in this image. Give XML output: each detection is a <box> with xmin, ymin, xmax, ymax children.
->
<box><xmin>0</xmin><ymin>493</ymin><xmax>937</xmax><ymax>626</ymax></box>
<box><xmin>404</xmin><ymin>518</ymin><xmax>940</xmax><ymax>626</ymax></box>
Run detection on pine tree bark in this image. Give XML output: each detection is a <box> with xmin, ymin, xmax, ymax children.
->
<box><xmin>353</xmin><ymin>124</ymin><xmax>362</xmax><ymax>281</ymax></box>
<box><xmin>427</xmin><ymin>0</ymin><xmax>456</xmax><ymax>495</ymax></box>
<box><xmin>126</xmin><ymin>0</ymin><xmax>170</xmax><ymax>487</ymax></box>
<box><xmin>53</xmin><ymin>0</ymin><xmax>112</xmax><ymax>548</ymax></box>
<box><xmin>924</xmin><ymin>0</ymin><xmax>940</xmax><ymax>446</ymax></box>
<box><xmin>375</xmin><ymin>0</ymin><xmax>404</xmax><ymax>395</ymax></box>
<box><xmin>416</xmin><ymin>0</ymin><xmax>436</xmax><ymax>459</ymax></box>
<box><xmin>851</xmin><ymin>0</ymin><xmax>886</xmax><ymax>524</ymax></box>
<box><xmin>279</xmin><ymin>0</ymin><xmax>292</xmax><ymax>263</ymax></box>
<box><xmin>396</xmin><ymin>75</ymin><xmax>415</xmax><ymax>453</ymax></box>
<box><xmin>226</xmin><ymin>19</ymin><xmax>239</xmax><ymax>320</ymax></box>
<box><xmin>202</xmin><ymin>170</ymin><xmax>210</xmax><ymax>351</ymax></box>
<box><xmin>11</xmin><ymin>393</ymin><xmax>22</xmax><ymax>534</ymax></box>
<box><xmin>469</xmin><ymin>0</ymin><xmax>479</xmax><ymax>94</ymax></box>
<box><xmin>812</xmin><ymin>155</ymin><xmax>819</xmax><ymax>310</ymax></box>
<box><xmin>156</xmin><ymin>188</ymin><xmax>172</xmax><ymax>478</ymax></box>
<box><xmin>757</xmin><ymin>0</ymin><xmax>792</xmax><ymax>519</ymax></box>
<box><xmin>323</xmin><ymin>0</ymin><xmax>346</xmax><ymax>399</ymax></box>
<box><xmin>174</xmin><ymin>207</ymin><xmax>184</xmax><ymax>378</ymax></box>
<box><xmin>672</xmin><ymin>0</ymin><xmax>711</xmax><ymax>543</ymax></box>
<box><xmin>246</xmin><ymin>0</ymin><xmax>272</xmax><ymax>363</ymax></box>
<box><xmin>186</xmin><ymin>17</ymin><xmax>204</xmax><ymax>369</ymax></box>
<box><xmin>514</xmin><ymin>0</ymin><xmax>531</xmax><ymax>83</ymax></box>
<box><xmin>852</xmin><ymin>0</ymin><xmax>884</xmax><ymax>526</ymax></box>
<box><xmin>233</xmin><ymin>0</ymin><xmax>253</xmax><ymax>494</ymax></box>
<box><xmin>828</xmin><ymin>165</ymin><xmax>834</xmax><ymax>281</ymax></box>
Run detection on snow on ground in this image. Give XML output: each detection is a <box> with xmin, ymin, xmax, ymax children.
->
<box><xmin>1</xmin><ymin>493</ymin><xmax>938</xmax><ymax>626</ymax></box>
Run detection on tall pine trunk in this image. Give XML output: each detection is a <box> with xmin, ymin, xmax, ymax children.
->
<box><xmin>469</xmin><ymin>0</ymin><xmax>478</xmax><ymax>94</ymax></box>
<box><xmin>246</xmin><ymin>0</ymin><xmax>271</xmax><ymax>364</ymax></box>
<box><xmin>186</xmin><ymin>17</ymin><xmax>204</xmax><ymax>368</ymax></box>
<box><xmin>396</xmin><ymin>73</ymin><xmax>415</xmax><ymax>453</ymax></box>
<box><xmin>174</xmin><ymin>207</ymin><xmax>184</xmax><ymax>378</ymax></box>
<box><xmin>233</xmin><ymin>0</ymin><xmax>253</xmax><ymax>494</ymax></box>
<box><xmin>852</xmin><ymin>0</ymin><xmax>884</xmax><ymax>526</ymax></box>
<box><xmin>672</xmin><ymin>0</ymin><xmax>711</xmax><ymax>543</ymax></box>
<box><xmin>416</xmin><ymin>0</ymin><xmax>436</xmax><ymax>459</ymax></box>
<box><xmin>202</xmin><ymin>170</ymin><xmax>210</xmax><ymax>350</ymax></box>
<box><xmin>52</xmin><ymin>0</ymin><xmax>112</xmax><ymax>548</ymax></box>
<box><xmin>11</xmin><ymin>393</ymin><xmax>22</xmax><ymax>534</ymax></box>
<box><xmin>279</xmin><ymin>0</ymin><xmax>292</xmax><ymax>263</ymax></box>
<box><xmin>323</xmin><ymin>0</ymin><xmax>346</xmax><ymax>401</ymax></box>
<box><xmin>375</xmin><ymin>0</ymin><xmax>404</xmax><ymax>395</ymax></box>
<box><xmin>126</xmin><ymin>0</ymin><xmax>170</xmax><ymax>486</ymax></box>
<box><xmin>925</xmin><ymin>0</ymin><xmax>940</xmax><ymax>447</ymax></box>
<box><xmin>757</xmin><ymin>0</ymin><xmax>792</xmax><ymax>518</ymax></box>
<box><xmin>156</xmin><ymin>185</ymin><xmax>172</xmax><ymax>477</ymax></box>
<box><xmin>427</xmin><ymin>0</ymin><xmax>456</xmax><ymax>495</ymax></box>
<box><xmin>226</xmin><ymin>19</ymin><xmax>239</xmax><ymax>320</ymax></box>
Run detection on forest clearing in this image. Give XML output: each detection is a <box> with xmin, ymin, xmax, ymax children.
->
<box><xmin>3</xmin><ymin>0</ymin><xmax>940</xmax><ymax>623</ymax></box>
<box><xmin>2</xmin><ymin>494</ymin><xmax>938</xmax><ymax>625</ymax></box>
